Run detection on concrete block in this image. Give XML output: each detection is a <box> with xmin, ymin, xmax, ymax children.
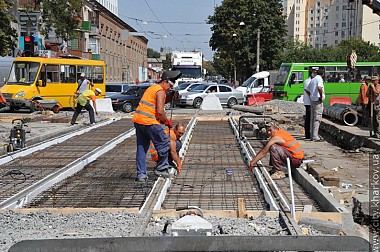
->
<box><xmin>321</xmin><ymin>176</ymin><xmax>340</xmax><ymax>187</ymax></box>
<box><xmin>171</xmin><ymin>215</ymin><xmax>212</xmax><ymax>236</ymax></box>
<box><xmin>353</xmin><ymin>193</ymin><xmax>370</xmax><ymax>216</ymax></box>
<box><xmin>200</xmin><ymin>94</ymin><xmax>223</xmax><ymax>110</ymax></box>
<box><xmin>299</xmin><ymin>216</ymin><xmax>342</xmax><ymax>235</ymax></box>
<box><xmin>90</xmin><ymin>99</ymin><xmax>114</xmax><ymax>113</ymax></box>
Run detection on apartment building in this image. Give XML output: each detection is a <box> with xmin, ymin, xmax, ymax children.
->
<box><xmin>95</xmin><ymin>0</ymin><xmax>118</xmax><ymax>16</ymax></box>
<box><xmin>284</xmin><ymin>0</ymin><xmax>379</xmax><ymax>47</ymax></box>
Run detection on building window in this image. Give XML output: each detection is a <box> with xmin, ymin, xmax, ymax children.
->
<box><xmin>342</xmin><ymin>22</ymin><xmax>346</xmax><ymax>27</ymax></box>
<box><xmin>336</xmin><ymin>23</ymin><xmax>339</xmax><ymax>28</ymax></box>
<box><xmin>335</xmin><ymin>31</ymin><xmax>339</xmax><ymax>36</ymax></box>
<box><xmin>324</xmin><ymin>23</ymin><xmax>328</xmax><ymax>27</ymax></box>
<box><xmin>335</xmin><ymin>40</ymin><xmax>338</xmax><ymax>44</ymax></box>
<box><xmin>336</xmin><ymin>6</ymin><xmax>339</xmax><ymax>11</ymax></box>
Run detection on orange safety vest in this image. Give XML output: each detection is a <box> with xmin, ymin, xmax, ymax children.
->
<box><xmin>150</xmin><ymin>129</ymin><xmax>175</xmax><ymax>162</ymax></box>
<box><xmin>132</xmin><ymin>84</ymin><xmax>166</xmax><ymax>125</ymax></box>
<box><xmin>273</xmin><ymin>129</ymin><xmax>304</xmax><ymax>159</ymax></box>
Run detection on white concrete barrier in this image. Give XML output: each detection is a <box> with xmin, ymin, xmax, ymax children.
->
<box><xmin>90</xmin><ymin>98</ymin><xmax>114</xmax><ymax>113</ymax></box>
<box><xmin>200</xmin><ymin>94</ymin><xmax>223</xmax><ymax>110</ymax></box>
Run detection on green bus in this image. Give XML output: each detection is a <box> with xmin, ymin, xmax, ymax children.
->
<box><xmin>272</xmin><ymin>62</ymin><xmax>380</xmax><ymax>105</ymax></box>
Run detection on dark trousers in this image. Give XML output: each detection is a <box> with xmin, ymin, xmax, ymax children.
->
<box><xmin>71</xmin><ymin>101</ymin><xmax>95</xmax><ymax>125</ymax></box>
<box><xmin>269</xmin><ymin>144</ymin><xmax>302</xmax><ymax>174</ymax></box>
<box><xmin>304</xmin><ymin>105</ymin><xmax>311</xmax><ymax>139</ymax></box>
<box><xmin>134</xmin><ymin>123</ymin><xmax>170</xmax><ymax>179</ymax></box>
<box><xmin>169</xmin><ymin>138</ymin><xmax>182</xmax><ymax>166</ymax></box>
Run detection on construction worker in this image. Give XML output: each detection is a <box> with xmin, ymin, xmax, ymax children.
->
<box><xmin>367</xmin><ymin>76</ymin><xmax>380</xmax><ymax>138</ymax></box>
<box><xmin>356</xmin><ymin>76</ymin><xmax>371</xmax><ymax>126</ymax></box>
<box><xmin>132</xmin><ymin>70</ymin><xmax>182</xmax><ymax>182</ymax></box>
<box><xmin>150</xmin><ymin>123</ymin><xmax>186</xmax><ymax>173</ymax></box>
<box><xmin>76</xmin><ymin>73</ymin><xmax>93</xmax><ymax>95</ymax></box>
<box><xmin>249</xmin><ymin>123</ymin><xmax>304</xmax><ymax>180</ymax></box>
<box><xmin>70</xmin><ymin>88</ymin><xmax>102</xmax><ymax>126</ymax></box>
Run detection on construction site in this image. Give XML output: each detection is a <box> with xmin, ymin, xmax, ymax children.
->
<box><xmin>0</xmin><ymin>100</ymin><xmax>378</xmax><ymax>252</ymax></box>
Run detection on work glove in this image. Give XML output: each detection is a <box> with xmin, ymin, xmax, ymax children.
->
<box><xmin>163</xmin><ymin>119</ymin><xmax>174</xmax><ymax>128</ymax></box>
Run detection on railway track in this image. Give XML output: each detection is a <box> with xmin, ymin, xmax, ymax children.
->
<box><xmin>0</xmin><ymin>114</ymin><xmax>372</xmax><ymax>251</ymax></box>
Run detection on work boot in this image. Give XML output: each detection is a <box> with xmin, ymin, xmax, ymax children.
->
<box><xmin>154</xmin><ymin>169</ymin><xmax>174</xmax><ymax>178</ymax></box>
<box><xmin>134</xmin><ymin>177</ymin><xmax>148</xmax><ymax>183</ymax></box>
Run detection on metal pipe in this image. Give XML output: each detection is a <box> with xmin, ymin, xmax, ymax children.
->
<box><xmin>323</xmin><ymin>104</ymin><xmax>358</xmax><ymax>126</ymax></box>
<box><xmin>287</xmin><ymin>158</ymin><xmax>296</xmax><ymax>220</ymax></box>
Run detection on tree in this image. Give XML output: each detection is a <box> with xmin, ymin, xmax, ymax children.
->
<box><xmin>276</xmin><ymin>38</ymin><xmax>380</xmax><ymax>66</ymax></box>
<box><xmin>147</xmin><ymin>48</ymin><xmax>160</xmax><ymax>58</ymax></box>
<box><xmin>208</xmin><ymin>0</ymin><xmax>287</xmax><ymax>82</ymax></box>
<box><xmin>39</xmin><ymin>0</ymin><xmax>83</xmax><ymax>42</ymax></box>
<box><xmin>0</xmin><ymin>0</ymin><xmax>17</xmax><ymax>56</ymax></box>
<box><xmin>203</xmin><ymin>60</ymin><xmax>217</xmax><ymax>77</ymax></box>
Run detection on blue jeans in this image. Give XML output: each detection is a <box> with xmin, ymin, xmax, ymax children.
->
<box><xmin>134</xmin><ymin>123</ymin><xmax>170</xmax><ymax>179</ymax></box>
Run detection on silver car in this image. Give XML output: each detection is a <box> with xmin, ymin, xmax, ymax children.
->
<box><xmin>179</xmin><ymin>83</ymin><xmax>244</xmax><ymax>108</ymax></box>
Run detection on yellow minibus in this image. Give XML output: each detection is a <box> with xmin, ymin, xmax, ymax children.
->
<box><xmin>0</xmin><ymin>57</ymin><xmax>105</xmax><ymax>111</ymax></box>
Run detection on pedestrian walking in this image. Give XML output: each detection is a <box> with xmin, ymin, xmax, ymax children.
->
<box><xmin>306</xmin><ymin>68</ymin><xmax>325</xmax><ymax>142</ymax></box>
<box><xmin>150</xmin><ymin>123</ymin><xmax>186</xmax><ymax>173</ymax></box>
<box><xmin>70</xmin><ymin>88</ymin><xmax>102</xmax><ymax>126</ymax></box>
<box><xmin>356</xmin><ymin>76</ymin><xmax>371</xmax><ymax>126</ymax></box>
<box><xmin>249</xmin><ymin>123</ymin><xmax>304</xmax><ymax>180</ymax></box>
<box><xmin>132</xmin><ymin>70</ymin><xmax>182</xmax><ymax>182</ymax></box>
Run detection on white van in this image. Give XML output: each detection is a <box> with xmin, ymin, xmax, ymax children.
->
<box><xmin>236</xmin><ymin>71</ymin><xmax>271</xmax><ymax>102</ymax></box>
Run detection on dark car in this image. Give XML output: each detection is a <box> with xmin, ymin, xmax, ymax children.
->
<box><xmin>105</xmin><ymin>83</ymin><xmax>131</xmax><ymax>98</ymax></box>
<box><xmin>110</xmin><ymin>83</ymin><xmax>151</xmax><ymax>113</ymax></box>
<box><xmin>110</xmin><ymin>83</ymin><xmax>178</xmax><ymax>113</ymax></box>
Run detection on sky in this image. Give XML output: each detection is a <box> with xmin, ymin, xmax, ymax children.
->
<box><xmin>118</xmin><ymin>0</ymin><xmax>223</xmax><ymax>61</ymax></box>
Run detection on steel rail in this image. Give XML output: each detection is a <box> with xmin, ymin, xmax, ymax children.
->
<box><xmin>136</xmin><ymin>116</ymin><xmax>198</xmax><ymax>235</ymax></box>
<box><xmin>228</xmin><ymin>117</ymin><xmax>279</xmax><ymax>211</ymax></box>
<box><xmin>0</xmin><ymin>127</ymin><xmax>135</xmax><ymax>209</ymax></box>
<box><xmin>246</xmin><ymin>141</ymin><xmax>291</xmax><ymax>211</ymax></box>
<box><xmin>0</xmin><ymin>118</ymin><xmax>122</xmax><ymax>166</ymax></box>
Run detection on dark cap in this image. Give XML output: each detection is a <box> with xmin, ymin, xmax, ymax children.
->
<box><xmin>161</xmin><ymin>70</ymin><xmax>182</xmax><ymax>81</ymax></box>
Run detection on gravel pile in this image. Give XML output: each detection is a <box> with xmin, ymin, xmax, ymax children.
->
<box><xmin>144</xmin><ymin>215</ymin><xmax>289</xmax><ymax>236</ymax></box>
<box><xmin>0</xmin><ymin>210</ymin><xmax>139</xmax><ymax>252</ymax></box>
<box><xmin>264</xmin><ymin>100</ymin><xmax>305</xmax><ymax>114</ymax></box>
<box><xmin>1</xmin><ymin>211</ymin><xmax>332</xmax><ymax>251</ymax></box>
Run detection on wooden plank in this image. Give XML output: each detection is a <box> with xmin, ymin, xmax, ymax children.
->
<box><xmin>237</xmin><ymin>198</ymin><xmax>248</xmax><ymax>218</ymax></box>
<box><xmin>0</xmin><ymin>207</ymin><xmax>140</xmax><ymax>214</ymax></box>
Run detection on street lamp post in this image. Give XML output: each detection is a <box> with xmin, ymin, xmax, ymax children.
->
<box><xmin>256</xmin><ymin>29</ymin><xmax>260</xmax><ymax>73</ymax></box>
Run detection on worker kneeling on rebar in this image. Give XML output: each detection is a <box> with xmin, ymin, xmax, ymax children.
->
<box><xmin>150</xmin><ymin>123</ymin><xmax>185</xmax><ymax>173</ymax></box>
<box><xmin>249</xmin><ymin>122</ymin><xmax>304</xmax><ymax>180</ymax></box>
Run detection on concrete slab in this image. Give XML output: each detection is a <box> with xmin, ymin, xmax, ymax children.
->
<box><xmin>200</xmin><ymin>94</ymin><xmax>222</xmax><ymax>110</ymax></box>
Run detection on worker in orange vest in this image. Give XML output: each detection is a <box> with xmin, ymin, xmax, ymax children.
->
<box><xmin>132</xmin><ymin>70</ymin><xmax>182</xmax><ymax>182</ymax></box>
<box><xmin>151</xmin><ymin>123</ymin><xmax>186</xmax><ymax>173</ymax></box>
<box><xmin>249</xmin><ymin>122</ymin><xmax>304</xmax><ymax>180</ymax></box>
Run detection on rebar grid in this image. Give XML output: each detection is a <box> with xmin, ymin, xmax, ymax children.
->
<box><xmin>0</xmin><ymin>119</ymin><xmax>133</xmax><ymax>203</ymax></box>
<box><xmin>163</xmin><ymin>121</ymin><xmax>268</xmax><ymax>211</ymax></box>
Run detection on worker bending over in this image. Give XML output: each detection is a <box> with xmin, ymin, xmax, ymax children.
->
<box><xmin>132</xmin><ymin>70</ymin><xmax>182</xmax><ymax>182</ymax></box>
<box><xmin>70</xmin><ymin>88</ymin><xmax>102</xmax><ymax>126</ymax></box>
<box><xmin>151</xmin><ymin>123</ymin><xmax>186</xmax><ymax>173</ymax></box>
<box><xmin>249</xmin><ymin>123</ymin><xmax>304</xmax><ymax>180</ymax></box>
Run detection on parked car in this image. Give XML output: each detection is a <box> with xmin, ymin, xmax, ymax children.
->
<box><xmin>179</xmin><ymin>83</ymin><xmax>244</xmax><ymax>108</ymax></box>
<box><xmin>177</xmin><ymin>82</ymin><xmax>202</xmax><ymax>94</ymax></box>
<box><xmin>105</xmin><ymin>83</ymin><xmax>131</xmax><ymax>98</ymax></box>
<box><xmin>110</xmin><ymin>83</ymin><xmax>177</xmax><ymax>113</ymax></box>
<box><xmin>110</xmin><ymin>83</ymin><xmax>151</xmax><ymax>112</ymax></box>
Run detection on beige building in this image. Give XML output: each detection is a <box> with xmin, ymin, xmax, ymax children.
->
<box><xmin>284</xmin><ymin>0</ymin><xmax>379</xmax><ymax>47</ymax></box>
<box><xmin>14</xmin><ymin>0</ymin><xmax>148</xmax><ymax>84</ymax></box>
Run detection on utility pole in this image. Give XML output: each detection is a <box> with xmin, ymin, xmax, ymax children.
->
<box><xmin>256</xmin><ymin>29</ymin><xmax>260</xmax><ymax>73</ymax></box>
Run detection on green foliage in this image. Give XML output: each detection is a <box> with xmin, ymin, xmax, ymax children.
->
<box><xmin>147</xmin><ymin>48</ymin><xmax>160</xmax><ymax>58</ymax></box>
<box><xmin>203</xmin><ymin>60</ymin><xmax>217</xmax><ymax>76</ymax></box>
<box><xmin>0</xmin><ymin>0</ymin><xmax>17</xmax><ymax>56</ymax></box>
<box><xmin>209</xmin><ymin>0</ymin><xmax>287</xmax><ymax>81</ymax></box>
<box><xmin>276</xmin><ymin>38</ymin><xmax>380</xmax><ymax>66</ymax></box>
<box><xmin>162</xmin><ymin>53</ymin><xmax>172</xmax><ymax>70</ymax></box>
<box><xmin>40</xmin><ymin>0</ymin><xmax>83</xmax><ymax>42</ymax></box>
